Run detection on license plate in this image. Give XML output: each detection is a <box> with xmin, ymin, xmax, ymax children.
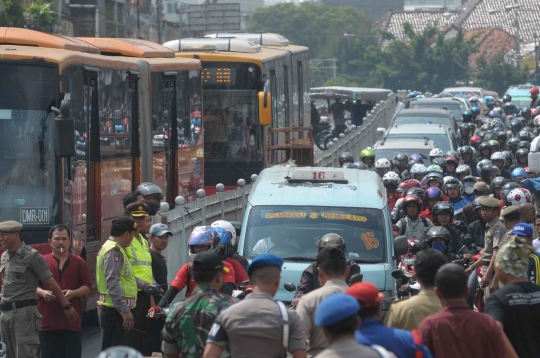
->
<box><xmin>20</xmin><ymin>208</ymin><xmax>50</xmax><ymax>225</ymax></box>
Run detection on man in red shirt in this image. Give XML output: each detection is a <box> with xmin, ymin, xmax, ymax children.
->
<box><xmin>37</xmin><ymin>224</ymin><xmax>93</xmax><ymax>358</ymax></box>
<box><xmin>418</xmin><ymin>263</ymin><xmax>517</xmax><ymax>358</ymax></box>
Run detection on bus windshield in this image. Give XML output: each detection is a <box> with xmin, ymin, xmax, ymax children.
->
<box><xmin>244</xmin><ymin>205</ymin><xmax>387</xmax><ymax>263</ymax></box>
<box><xmin>0</xmin><ymin>63</ymin><xmax>58</xmax><ymax>225</ymax></box>
<box><xmin>202</xmin><ymin>62</ymin><xmax>263</xmax><ymax>186</ymax></box>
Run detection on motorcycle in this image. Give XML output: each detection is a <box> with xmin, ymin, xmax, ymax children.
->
<box><xmin>391</xmin><ymin>269</ymin><xmax>420</xmax><ymax>298</ymax></box>
<box><xmin>456</xmin><ymin>238</ymin><xmax>484</xmax><ymax>312</ymax></box>
<box><xmin>313</xmin><ymin>117</ymin><xmax>332</xmax><ymax>151</ymax></box>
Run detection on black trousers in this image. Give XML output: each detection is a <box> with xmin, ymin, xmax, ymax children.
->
<box><xmin>98</xmin><ymin>306</ymin><xmax>129</xmax><ymax>350</ymax></box>
<box><xmin>147</xmin><ymin>318</ymin><xmax>165</xmax><ymax>354</ymax></box>
<box><xmin>39</xmin><ymin>330</ymin><xmax>82</xmax><ymax>358</ymax></box>
<box><xmin>126</xmin><ymin>291</ymin><xmax>151</xmax><ymax>355</ymax></box>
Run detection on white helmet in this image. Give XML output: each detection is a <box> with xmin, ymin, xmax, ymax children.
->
<box><xmin>443</xmin><ymin>176</ymin><xmax>455</xmax><ymax>185</ymax></box>
<box><xmin>210</xmin><ymin>220</ymin><xmax>237</xmax><ymax>247</ymax></box>
<box><xmin>410</xmin><ymin>164</ymin><xmax>427</xmax><ymax>175</ymax></box>
<box><xmin>469</xmin><ymin>96</ymin><xmax>479</xmax><ymax>102</ymax></box>
<box><xmin>507</xmin><ymin>188</ymin><xmax>533</xmax><ymax>206</ymax></box>
<box><xmin>456</xmin><ymin>164</ymin><xmax>471</xmax><ymax>176</ymax></box>
<box><xmin>375</xmin><ymin>158</ymin><xmax>391</xmax><ymax>169</ymax></box>
<box><xmin>426</xmin><ymin>164</ymin><xmax>443</xmax><ymax>175</ymax></box>
<box><xmin>429</xmin><ymin>148</ymin><xmax>444</xmax><ymax>158</ymax></box>
<box><xmin>382</xmin><ymin>171</ymin><xmax>400</xmax><ymax>185</ymax></box>
<box><xmin>491</xmin><ymin>151</ymin><xmax>505</xmax><ymax>162</ymax></box>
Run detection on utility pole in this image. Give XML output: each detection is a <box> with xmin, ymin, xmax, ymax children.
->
<box><xmin>137</xmin><ymin>0</ymin><xmax>140</xmax><ymax>33</ymax></box>
<box><xmin>157</xmin><ymin>0</ymin><xmax>161</xmax><ymax>44</ymax></box>
<box><xmin>514</xmin><ymin>0</ymin><xmax>521</xmax><ymax>69</ymax></box>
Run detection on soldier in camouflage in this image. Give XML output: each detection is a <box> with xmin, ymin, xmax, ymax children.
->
<box><xmin>161</xmin><ymin>251</ymin><xmax>237</xmax><ymax>358</ymax></box>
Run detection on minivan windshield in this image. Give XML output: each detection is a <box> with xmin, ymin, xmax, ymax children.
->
<box><xmin>244</xmin><ymin>206</ymin><xmax>386</xmax><ymax>263</ymax></box>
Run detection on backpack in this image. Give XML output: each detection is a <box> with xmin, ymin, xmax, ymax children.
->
<box><xmin>399</xmin><ymin>216</ymin><xmax>429</xmax><ymax>236</ymax></box>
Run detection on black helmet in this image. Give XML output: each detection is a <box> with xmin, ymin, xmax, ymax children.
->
<box><xmin>491</xmin><ymin>176</ymin><xmax>506</xmax><ymax>189</ymax></box>
<box><xmin>408</xmin><ymin>159</ymin><xmax>420</xmax><ymax>168</ymax></box>
<box><xmin>516</xmin><ymin>148</ymin><xmax>530</xmax><ymax>158</ymax></box>
<box><xmin>518</xmin><ymin>130</ymin><xmax>532</xmax><ymax>142</ymax></box>
<box><xmin>518</xmin><ymin>141</ymin><xmax>530</xmax><ymax>150</ymax></box>
<box><xmin>510</xmin><ymin>120</ymin><xmax>522</xmax><ymax>135</ymax></box>
<box><xmin>501</xmin><ymin>182</ymin><xmax>520</xmax><ymax>205</ymax></box>
<box><xmin>458</xmin><ymin>146</ymin><xmax>473</xmax><ymax>156</ymax></box>
<box><xmin>458</xmin><ymin>122</ymin><xmax>470</xmax><ymax>132</ymax></box>
<box><xmin>425</xmin><ymin>226</ymin><xmax>452</xmax><ymax>249</ymax></box>
<box><xmin>481</xmin><ymin>164</ymin><xmax>501</xmax><ymax>183</ymax></box>
<box><xmin>431</xmin><ymin>201</ymin><xmax>454</xmax><ymax>225</ymax></box>
<box><xmin>496</xmin><ymin>131</ymin><xmax>507</xmax><ymax>141</ymax></box>
<box><xmin>432</xmin><ymin>157</ymin><xmax>446</xmax><ymax>170</ymax></box>
<box><xmin>339</xmin><ymin>152</ymin><xmax>354</xmax><ymax>166</ymax></box>
<box><xmin>478</xmin><ymin>142</ymin><xmax>492</xmax><ymax>157</ymax></box>
<box><xmin>319</xmin><ymin>233</ymin><xmax>346</xmax><ymax>252</ymax></box>
<box><xmin>503</xmin><ymin>102</ymin><xmax>516</xmax><ymax>114</ymax></box>
<box><xmin>508</xmin><ymin>137</ymin><xmax>520</xmax><ymax>148</ymax></box>
<box><xmin>406</xmin><ymin>187</ymin><xmax>425</xmax><ymax>200</ymax></box>
<box><xmin>394</xmin><ymin>153</ymin><xmax>409</xmax><ymax>162</ymax></box>
<box><xmin>521</xmin><ymin>106</ymin><xmax>531</xmax><ymax>118</ymax></box>
<box><xmin>136</xmin><ymin>182</ymin><xmax>164</xmax><ymax>215</ymax></box>
<box><xmin>503</xmin><ymin>94</ymin><xmax>512</xmax><ymax>103</ymax></box>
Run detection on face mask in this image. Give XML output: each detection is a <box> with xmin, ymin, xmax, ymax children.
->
<box><xmin>464</xmin><ymin>183</ymin><xmax>474</xmax><ymax>195</ymax></box>
<box><xmin>386</xmin><ymin>183</ymin><xmax>397</xmax><ymax>191</ymax></box>
<box><xmin>147</xmin><ymin>202</ymin><xmax>160</xmax><ymax>216</ymax></box>
<box><xmin>432</xmin><ymin>241</ymin><xmax>446</xmax><ymax>252</ymax></box>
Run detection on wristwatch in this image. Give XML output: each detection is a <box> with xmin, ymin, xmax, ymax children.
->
<box><xmin>63</xmin><ymin>303</ymin><xmax>72</xmax><ymax>310</ymax></box>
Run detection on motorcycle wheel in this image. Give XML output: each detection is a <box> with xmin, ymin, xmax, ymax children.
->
<box><xmin>315</xmin><ymin>133</ymin><xmax>327</xmax><ymax>151</ymax></box>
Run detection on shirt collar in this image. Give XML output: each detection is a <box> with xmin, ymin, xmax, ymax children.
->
<box><xmin>486</xmin><ymin>216</ymin><xmax>500</xmax><ymax>227</ymax></box>
<box><xmin>13</xmin><ymin>241</ymin><xmax>26</xmax><ymax>255</ymax></box>
<box><xmin>418</xmin><ymin>289</ymin><xmax>438</xmax><ymax>297</ymax></box>
<box><xmin>323</xmin><ymin>279</ymin><xmax>349</xmax><ymax>288</ymax></box>
<box><xmin>244</xmin><ymin>292</ymin><xmax>273</xmax><ymax>301</ymax></box>
<box><xmin>359</xmin><ymin>318</ymin><xmax>381</xmax><ymax>328</ymax></box>
<box><xmin>443</xmin><ymin>301</ymin><xmax>470</xmax><ymax>311</ymax></box>
<box><xmin>192</xmin><ymin>285</ymin><xmax>219</xmax><ymax>295</ymax></box>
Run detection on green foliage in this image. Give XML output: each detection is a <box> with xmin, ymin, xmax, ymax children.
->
<box><xmin>475</xmin><ymin>53</ymin><xmax>527</xmax><ymax>96</ymax></box>
<box><xmin>323</xmin><ymin>76</ymin><xmax>359</xmax><ymax>87</ymax></box>
<box><xmin>249</xmin><ymin>3</ymin><xmax>376</xmax><ymax>86</ymax></box>
<box><xmin>26</xmin><ymin>0</ymin><xmax>55</xmax><ymax>32</ymax></box>
<box><xmin>0</xmin><ymin>0</ymin><xmax>26</xmax><ymax>27</ymax></box>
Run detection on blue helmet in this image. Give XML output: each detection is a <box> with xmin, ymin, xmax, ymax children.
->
<box><xmin>188</xmin><ymin>227</ymin><xmax>220</xmax><ymax>259</ymax></box>
<box><xmin>213</xmin><ymin>227</ymin><xmax>234</xmax><ymax>259</ymax></box>
<box><xmin>471</xmin><ymin>106</ymin><xmax>480</xmax><ymax>114</ymax></box>
<box><xmin>484</xmin><ymin>96</ymin><xmax>495</xmax><ymax>105</ymax></box>
<box><xmin>409</xmin><ymin>91</ymin><xmax>418</xmax><ymax>99</ymax></box>
<box><xmin>410</xmin><ymin>153</ymin><xmax>424</xmax><ymax>164</ymax></box>
<box><xmin>511</xmin><ymin>168</ymin><xmax>527</xmax><ymax>183</ymax></box>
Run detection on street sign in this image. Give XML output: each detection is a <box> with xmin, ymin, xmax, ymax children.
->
<box><xmin>187</xmin><ymin>3</ymin><xmax>241</xmax><ymax>35</ymax></box>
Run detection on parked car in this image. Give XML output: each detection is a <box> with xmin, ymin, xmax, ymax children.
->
<box><xmin>391</xmin><ymin>108</ymin><xmax>458</xmax><ymax>134</ymax></box>
<box><xmin>377</xmin><ymin>124</ymin><xmax>457</xmax><ymax>153</ymax></box>
<box><xmin>371</xmin><ymin>138</ymin><xmax>438</xmax><ymax>164</ymax></box>
<box><xmin>407</xmin><ymin>98</ymin><xmax>467</xmax><ymax>122</ymax></box>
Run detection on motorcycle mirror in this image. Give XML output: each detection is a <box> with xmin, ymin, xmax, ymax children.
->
<box><xmin>391</xmin><ymin>269</ymin><xmax>405</xmax><ymax>279</ymax></box>
<box><xmin>238</xmin><ymin>280</ymin><xmax>250</xmax><ymax>289</ymax></box>
<box><xmin>349</xmin><ymin>274</ymin><xmax>363</xmax><ymax>285</ymax></box>
<box><xmin>394</xmin><ymin>236</ymin><xmax>408</xmax><ymax>257</ymax></box>
<box><xmin>411</xmin><ymin>243</ymin><xmax>422</xmax><ymax>253</ymax></box>
<box><xmin>463</xmin><ymin>237</ymin><xmax>473</xmax><ymax>246</ymax></box>
<box><xmin>452</xmin><ymin>259</ymin><xmax>465</xmax><ymax>267</ymax></box>
<box><xmin>145</xmin><ymin>285</ymin><xmax>161</xmax><ymax>296</ymax></box>
<box><xmin>283</xmin><ymin>282</ymin><xmax>297</xmax><ymax>292</ymax></box>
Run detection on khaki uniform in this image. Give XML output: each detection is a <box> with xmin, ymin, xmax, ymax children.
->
<box><xmin>384</xmin><ymin>290</ymin><xmax>442</xmax><ymax>331</ymax></box>
<box><xmin>0</xmin><ymin>242</ymin><xmax>53</xmax><ymax>358</ymax></box>
<box><xmin>481</xmin><ymin>216</ymin><xmax>506</xmax><ymax>298</ymax></box>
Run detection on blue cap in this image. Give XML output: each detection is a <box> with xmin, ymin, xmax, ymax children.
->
<box><xmin>247</xmin><ymin>254</ymin><xmax>283</xmax><ymax>276</ymax></box>
<box><xmin>315</xmin><ymin>293</ymin><xmax>360</xmax><ymax>327</ymax></box>
<box><xmin>511</xmin><ymin>222</ymin><xmax>533</xmax><ymax>236</ymax></box>
<box><xmin>149</xmin><ymin>223</ymin><xmax>172</xmax><ymax>237</ymax></box>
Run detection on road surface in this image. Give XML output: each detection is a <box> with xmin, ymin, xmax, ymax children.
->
<box><xmin>81</xmin><ymin>320</ymin><xmax>102</xmax><ymax>358</ymax></box>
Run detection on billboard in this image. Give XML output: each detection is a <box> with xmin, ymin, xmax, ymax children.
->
<box><xmin>187</xmin><ymin>3</ymin><xmax>241</xmax><ymax>33</ymax></box>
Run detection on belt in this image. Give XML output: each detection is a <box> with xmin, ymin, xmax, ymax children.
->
<box><xmin>0</xmin><ymin>299</ymin><xmax>38</xmax><ymax>311</ymax></box>
<box><xmin>482</xmin><ymin>261</ymin><xmax>490</xmax><ymax>267</ymax></box>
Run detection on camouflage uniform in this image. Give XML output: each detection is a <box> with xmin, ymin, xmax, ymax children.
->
<box><xmin>161</xmin><ymin>285</ymin><xmax>237</xmax><ymax>358</ymax></box>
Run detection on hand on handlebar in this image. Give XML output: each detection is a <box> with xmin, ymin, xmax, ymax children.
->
<box><xmin>147</xmin><ymin>306</ymin><xmax>162</xmax><ymax>318</ymax></box>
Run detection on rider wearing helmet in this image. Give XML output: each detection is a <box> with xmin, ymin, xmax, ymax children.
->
<box><xmin>471</xmin><ymin>106</ymin><xmax>481</xmax><ymax>121</ymax></box>
<box><xmin>488</xmin><ymin>139</ymin><xmax>500</xmax><ymax>154</ymax></box>
<box><xmin>478</xmin><ymin>142</ymin><xmax>492</xmax><ymax>160</ymax></box>
<box><xmin>507</xmin><ymin>188</ymin><xmax>533</xmax><ymax>206</ymax></box>
<box><xmin>462</xmin><ymin>175</ymin><xmax>478</xmax><ymax>203</ymax></box>
<box><xmin>490</xmin><ymin>152</ymin><xmax>511</xmax><ymax>179</ymax></box>
<box><xmin>432</xmin><ymin>157</ymin><xmax>446</xmax><ymax>173</ymax></box>
<box><xmin>383</xmin><ymin>171</ymin><xmax>401</xmax><ymax>210</ymax></box>
<box><xmin>444</xmin><ymin>156</ymin><xmax>459</xmax><ymax>178</ymax></box>
<box><xmin>428</xmin><ymin>201</ymin><xmax>466</xmax><ymax>255</ymax></box>
<box><xmin>137</xmin><ymin>182</ymin><xmax>164</xmax><ymax>216</ymax></box>
<box><xmin>503</xmin><ymin>102</ymin><xmax>517</xmax><ymax>116</ymax></box>
<box><xmin>211</xmin><ymin>220</ymin><xmax>249</xmax><ymax>269</ymax></box>
<box><xmin>512</xmin><ymin>148</ymin><xmax>529</xmax><ymax>169</ymax></box>
<box><xmin>503</xmin><ymin>94</ymin><xmax>512</xmax><ymax>104</ymax></box>
<box><xmin>456</xmin><ymin>164</ymin><xmax>471</xmax><ymax>181</ymax></box>
<box><xmin>410</xmin><ymin>153</ymin><xmax>424</xmax><ymax>164</ymax></box>
<box><xmin>394</xmin><ymin>153</ymin><xmax>410</xmax><ymax>180</ymax></box>
<box><xmin>458</xmin><ymin>123</ymin><xmax>472</xmax><ymax>146</ymax></box>
<box><xmin>391</xmin><ymin>160</ymin><xmax>402</xmax><ymax>176</ymax></box>
<box><xmin>395</xmin><ymin>195</ymin><xmax>433</xmax><ymax>239</ymax></box>
<box><xmin>458</xmin><ymin>145</ymin><xmax>477</xmax><ymax>170</ymax></box>
<box><xmin>469</xmin><ymin>135</ymin><xmax>482</xmax><ymax>151</ymax></box>
<box><xmin>160</xmin><ymin>228</ymin><xmax>236</xmax><ymax>305</ymax></box>
<box><xmin>518</xmin><ymin>129</ymin><xmax>532</xmax><ymax>143</ymax></box>
<box><xmin>292</xmin><ymin>233</ymin><xmax>361</xmax><ymax>307</ymax></box>
<box><xmin>530</xmin><ymin>86</ymin><xmax>539</xmax><ymax>109</ymax></box>
<box><xmin>495</xmin><ymin>131</ymin><xmax>508</xmax><ymax>151</ymax></box>
<box><xmin>502</xmin><ymin>151</ymin><xmax>513</xmax><ymax>171</ymax></box>
<box><xmin>420</xmin><ymin>187</ymin><xmax>444</xmax><ymax>222</ymax></box>
<box><xmin>375</xmin><ymin>158</ymin><xmax>392</xmax><ymax>177</ymax></box>
<box><xmin>508</xmin><ymin>137</ymin><xmax>520</xmax><ymax>155</ymax></box>
<box><xmin>443</xmin><ymin>178</ymin><xmax>469</xmax><ymax>220</ymax></box>
<box><xmin>480</xmin><ymin>164</ymin><xmax>501</xmax><ymax>185</ymax></box>
<box><xmin>511</xmin><ymin>167</ymin><xmax>528</xmax><ymax>185</ymax></box>
<box><xmin>429</xmin><ymin>148</ymin><xmax>444</xmax><ymax>163</ymax></box>
<box><xmin>423</xmin><ymin>226</ymin><xmax>458</xmax><ymax>261</ymax></box>
<box><xmin>410</xmin><ymin>163</ymin><xmax>427</xmax><ymax>182</ymax></box>
<box><xmin>425</xmin><ymin>172</ymin><xmax>443</xmax><ymax>189</ymax></box>
<box><xmin>338</xmin><ymin>152</ymin><xmax>354</xmax><ymax>167</ymax></box>
<box><xmin>484</xmin><ymin>96</ymin><xmax>495</xmax><ymax>110</ymax></box>
<box><xmin>462</xmin><ymin>110</ymin><xmax>473</xmax><ymax>123</ymax></box>
<box><xmin>392</xmin><ymin>179</ymin><xmax>422</xmax><ymax>222</ymax></box>
<box><xmin>490</xmin><ymin>176</ymin><xmax>506</xmax><ymax>200</ymax></box>
<box><xmin>359</xmin><ymin>149</ymin><xmax>376</xmax><ymax>169</ymax></box>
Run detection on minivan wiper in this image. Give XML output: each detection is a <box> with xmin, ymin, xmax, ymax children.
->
<box><xmin>351</xmin><ymin>259</ymin><xmax>382</xmax><ymax>264</ymax></box>
<box><xmin>282</xmin><ymin>256</ymin><xmax>314</xmax><ymax>262</ymax></box>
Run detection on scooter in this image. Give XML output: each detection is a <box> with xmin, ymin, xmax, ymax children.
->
<box><xmin>391</xmin><ymin>269</ymin><xmax>421</xmax><ymax>298</ymax></box>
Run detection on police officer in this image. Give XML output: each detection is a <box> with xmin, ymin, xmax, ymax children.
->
<box><xmin>96</xmin><ymin>216</ymin><xmax>138</xmax><ymax>350</ymax></box>
<box><xmin>292</xmin><ymin>234</ymin><xmax>360</xmax><ymax>308</ymax></box>
<box><xmin>0</xmin><ymin>220</ymin><xmax>78</xmax><ymax>358</ymax></box>
<box><xmin>124</xmin><ymin>202</ymin><xmax>155</xmax><ymax>355</ymax></box>
<box><xmin>465</xmin><ymin>197</ymin><xmax>506</xmax><ymax>298</ymax></box>
<box><xmin>204</xmin><ymin>254</ymin><xmax>307</xmax><ymax>358</ymax></box>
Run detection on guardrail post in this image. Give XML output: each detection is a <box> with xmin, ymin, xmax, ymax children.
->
<box><xmin>251</xmin><ymin>174</ymin><xmax>258</xmax><ymax>184</ymax></box>
<box><xmin>175</xmin><ymin>195</ymin><xmax>186</xmax><ymax>247</ymax></box>
<box><xmin>238</xmin><ymin>179</ymin><xmax>246</xmax><ymax>217</ymax></box>
<box><xmin>216</xmin><ymin>183</ymin><xmax>225</xmax><ymax>220</ymax></box>
<box><xmin>197</xmin><ymin>189</ymin><xmax>206</xmax><ymax>226</ymax></box>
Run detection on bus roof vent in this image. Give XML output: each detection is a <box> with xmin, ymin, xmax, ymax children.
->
<box><xmin>205</xmin><ymin>33</ymin><xmax>290</xmax><ymax>47</ymax></box>
<box><xmin>163</xmin><ymin>38</ymin><xmax>261</xmax><ymax>53</ymax></box>
<box><xmin>0</xmin><ymin>27</ymin><xmax>100</xmax><ymax>54</ymax></box>
<box><xmin>77</xmin><ymin>38</ymin><xmax>174</xmax><ymax>58</ymax></box>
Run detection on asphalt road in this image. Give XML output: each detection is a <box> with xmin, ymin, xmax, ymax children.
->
<box><xmin>81</xmin><ymin>320</ymin><xmax>102</xmax><ymax>358</ymax></box>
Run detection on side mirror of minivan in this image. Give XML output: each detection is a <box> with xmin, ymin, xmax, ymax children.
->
<box><xmin>52</xmin><ymin>99</ymin><xmax>76</xmax><ymax>158</ymax></box>
<box><xmin>394</xmin><ymin>235</ymin><xmax>408</xmax><ymax>257</ymax></box>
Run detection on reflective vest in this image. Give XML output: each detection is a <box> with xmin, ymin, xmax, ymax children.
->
<box><xmin>96</xmin><ymin>239</ymin><xmax>137</xmax><ymax>309</ymax></box>
<box><xmin>128</xmin><ymin>233</ymin><xmax>153</xmax><ymax>290</ymax></box>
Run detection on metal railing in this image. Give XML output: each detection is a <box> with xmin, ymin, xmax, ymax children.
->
<box><xmin>157</xmin><ymin>176</ymin><xmax>256</xmax><ymax>302</ymax></box>
<box><xmin>314</xmin><ymin>93</ymin><xmax>397</xmax><ymax>167</ymax></box>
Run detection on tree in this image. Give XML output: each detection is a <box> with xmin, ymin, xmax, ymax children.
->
<box><xmin>475</xmin><ymin>53</ymin><xmax>527</xmax><ymax>96</ymax></box>
<box><xmin>249</xmin><ymin>3</ymin><xmax>376</xmax><ymax>86</ymax></box>
<box><xmin>0</xmin><ymin>0</ymin><xmax>25</xmax><ymax>27</ymax></box>
<box><xmin>26</xmin><ymin>0</ymin><xmax>55</xmax><ymax>32</ymax></box>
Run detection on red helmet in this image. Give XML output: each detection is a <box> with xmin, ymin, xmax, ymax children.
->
<box><xmin>402</xmin><ymin>194</ymin><xmax>423</xmax><ymax>211</ymax></box>
<box><xmin>530</xmin><ymin>86</ymin><xmax>539</xmax><ymax>97</ymax></box>
<box><xmin>531</xmin><ymin>108</ymin><xmax>540</xmax><ymax>117</ymax></box>
<box><xmin>396</xmin><ymin>179</ymin><xmax>421</xmax><ymax>196</ymax></box>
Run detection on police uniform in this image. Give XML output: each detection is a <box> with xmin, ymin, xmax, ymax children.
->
<box><xmin>207</xmin><ymin>254</ymin><xmax>307</xmax><ymax>358</ymax></box>
<box><xmin>124</xmin><ymin>203</ymin><xmax>154</xmax><ymax>354</ymax></box>
<box><xmin>0</xmin><ymin>221</ymin><xmax>53</xmax><ymax>358</ymax></box>
<box><xmin>315</xmin><ymin>293</ymin><xmax>382</xmax><ymax>358</ymax></box>
<box><xmin>96</xmin><ymin>220</ymin><xmax>138</xmax><ymax>350</ymax></box>
<box><xmin>480</xmin><ymin>197</ymin><xmax>507</xmax><ymax>298</ymax></box>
